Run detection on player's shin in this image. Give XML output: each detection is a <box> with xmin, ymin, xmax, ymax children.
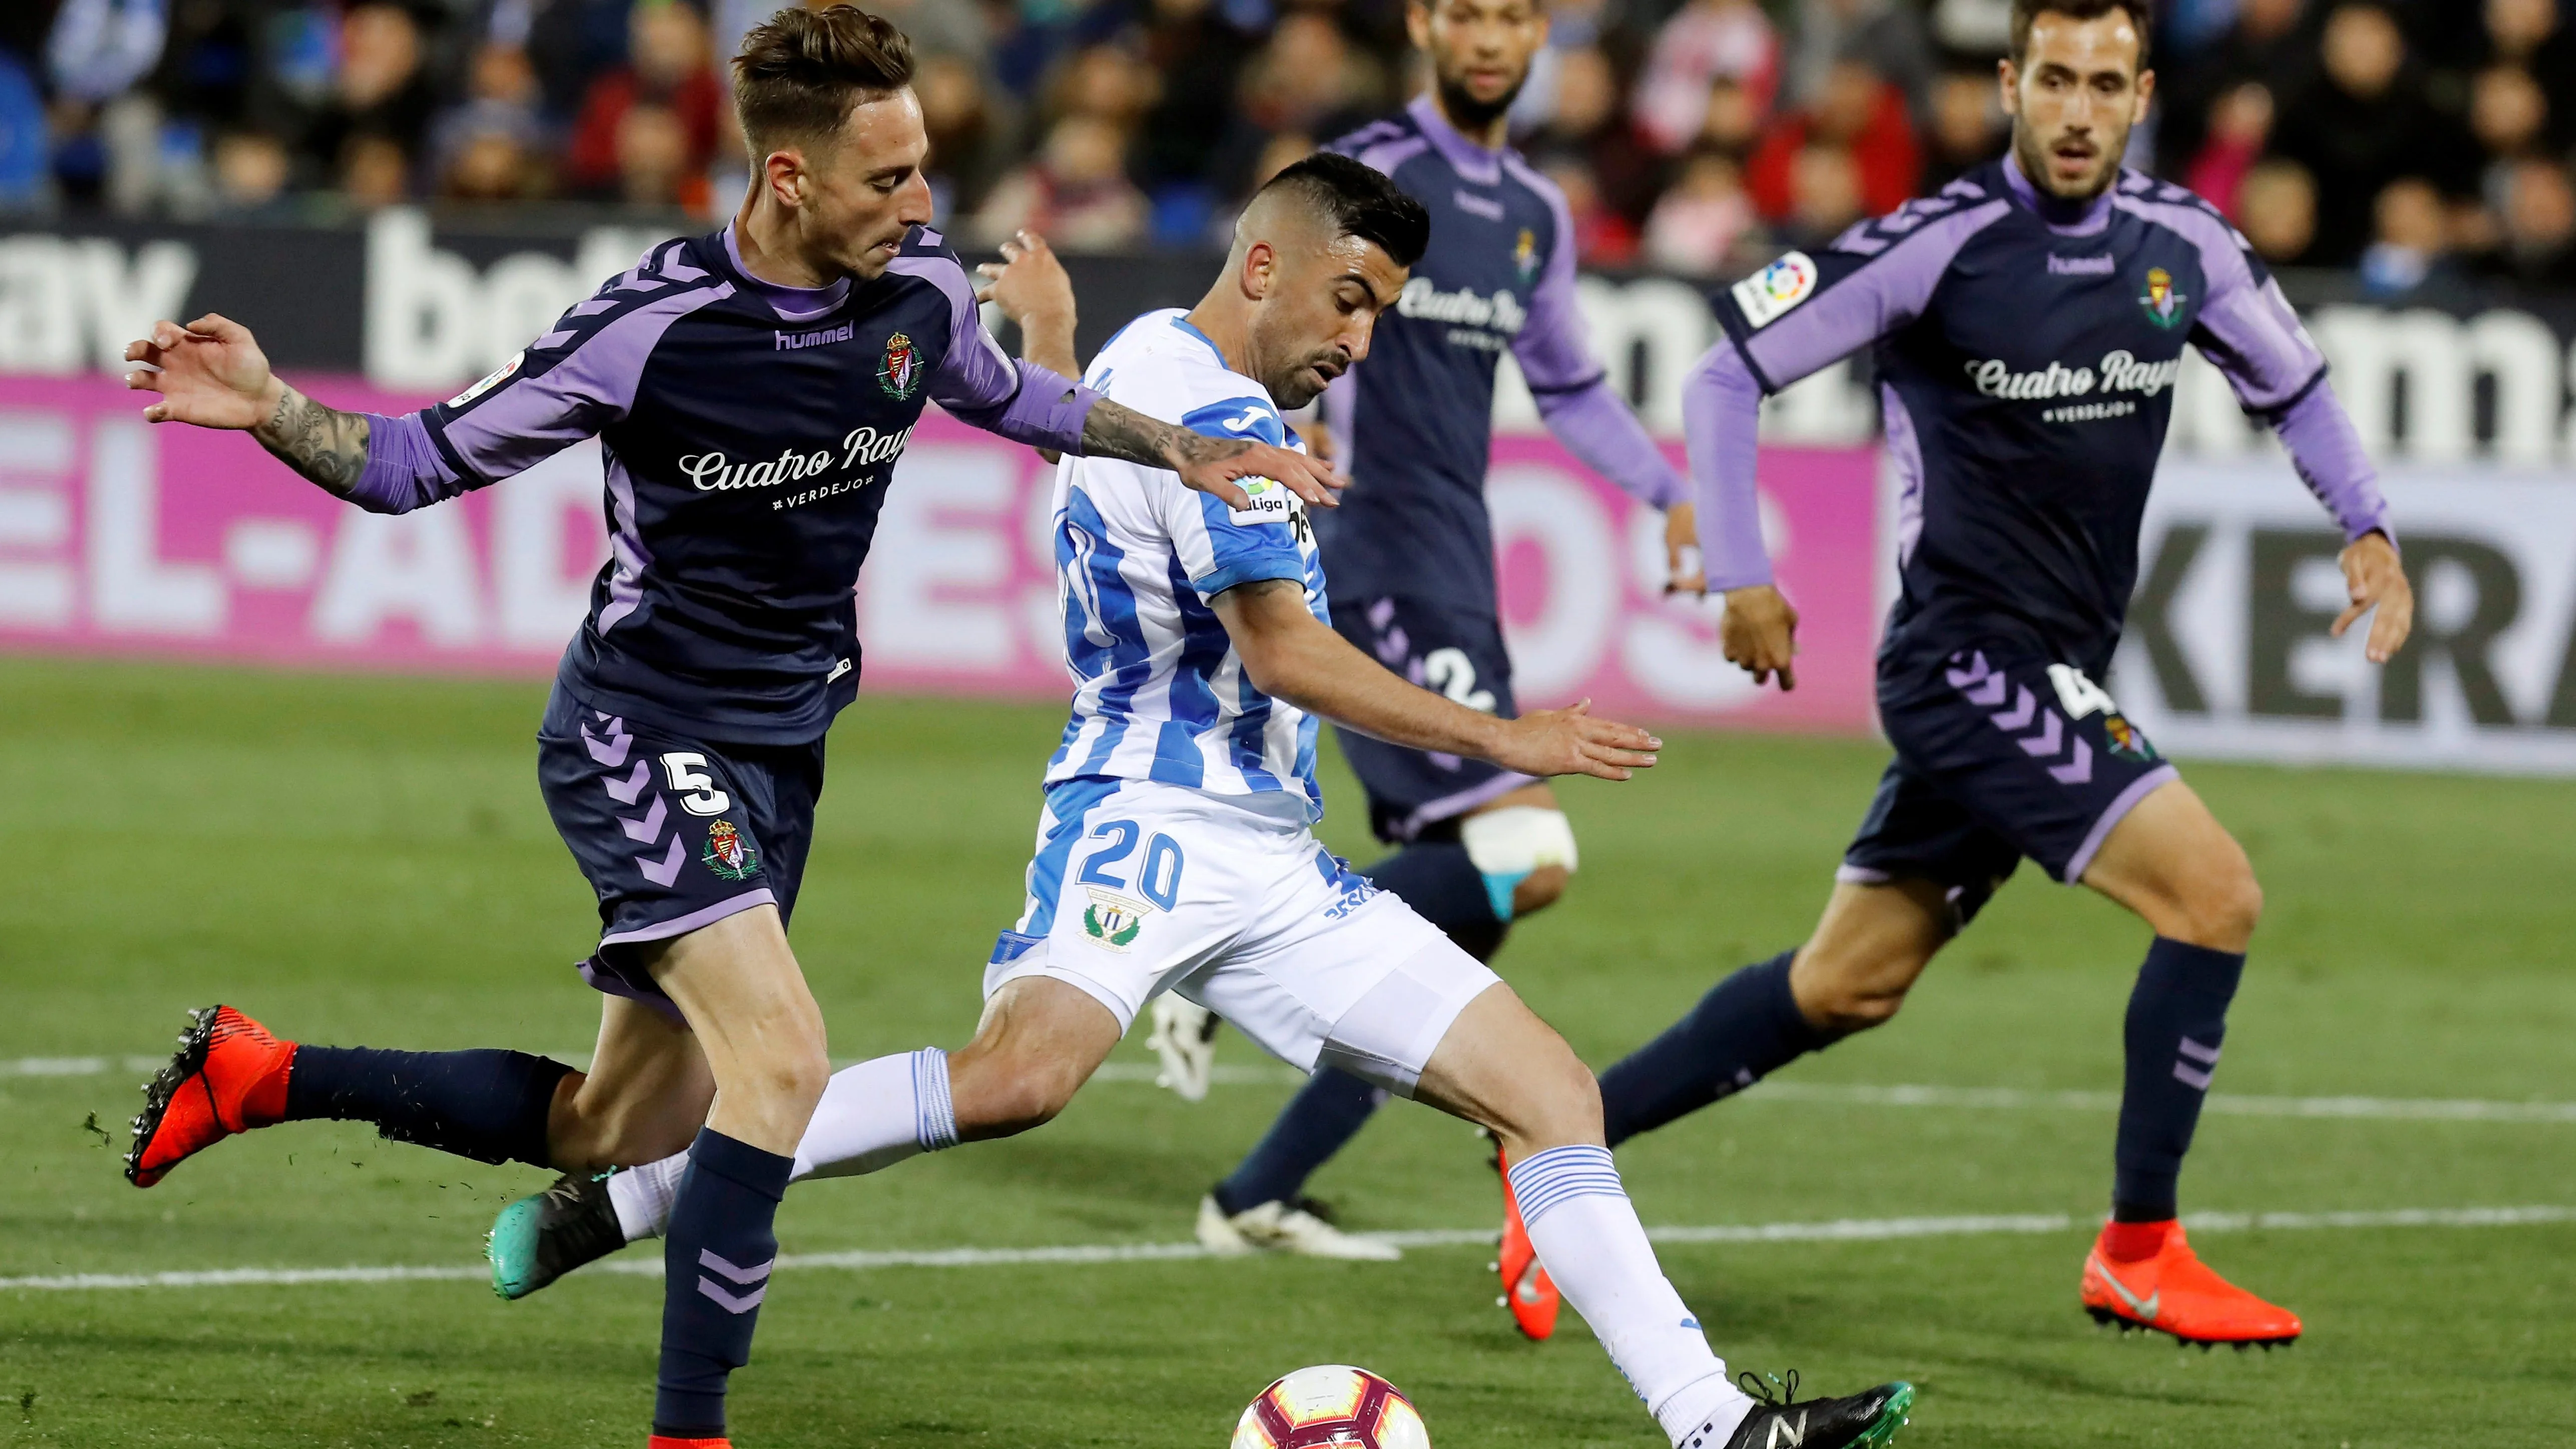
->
<box><xmin>654</xmin><ymin>1130</ymin><xmax>793</xmax><ymax>1442</ymax></box>
<box><xmin>288</xmin><ymin>1044</ymin><xmax>575</xmax><ymax>1165</ymax></box>
<box><xmin>2111</xmin><ymin>938</ymin><xmax>2246</xmax><ymax>1230</ymax></box>
<box><xmin>1596</xmin><ymin>952</ymin><xmax>1836</xmax><ymax>1146</ymax></box>
<box><xmin>1506</xmin><ymin>1146</ymin><xmax>1751</xmax><ymax>1446</ymax></box>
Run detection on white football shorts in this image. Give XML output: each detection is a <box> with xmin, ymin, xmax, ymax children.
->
<box><xmin>983</xmin><ymin>778</ymin><xmax>1500</xmax><ymax>1097</ymax></box>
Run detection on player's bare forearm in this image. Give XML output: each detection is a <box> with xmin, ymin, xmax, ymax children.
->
<box><xmin>1082</xmin><ymin>400</ymin><xmax>1233</xmax><ymax>471</ymax></box>
<box><xmin>1217</xmin><ymin>580</ymin><xmax>1507</xmax><ymax>759</ymax></box>
<box><xmin>252</xmin><ymin>382</ymin><xmax>372</xmax><ymax>497</ymax></box>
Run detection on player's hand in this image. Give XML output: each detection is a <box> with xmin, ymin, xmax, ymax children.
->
<box><xmin>1168</xmin><ymin>435</ymin><xmax>1344</xmax><ymax>512</ymax></box>
<box><xmin>973</xmin><ymin>229</ymin><xmax>1074</xmax><ymax>341</ymax></box>
<box><xmin>1489</xmin><ymin>700</ymin><xmax>1660</xmax><ymax>782</ymax></box>
<box><xmin>125</xmin><ymin>314</ymin><xmax>280</xmax><ymax>430</ymax></box>
<box><xmin>1663</xmin><ymin>502</ymin><xmax>1706</xmax><ymax>595</ymax></box>
<box><xmin>1721</xmin><ymin>583</ymin><xmax>1798</xmax><ymax>690</ymax></box>
<box><xmin>2334</xmin><ymin>530</ymin><xmax>2412</xmax><ymax>663</ymax></box>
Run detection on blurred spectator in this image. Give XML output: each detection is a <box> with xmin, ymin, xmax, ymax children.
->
<box><xmin>1216</xmin><ymin>11</ymin><xmax>1382</xmax><ymax>194</ymax></box>
<box><xmin>2183</xmin><ymin>81</ymin><xmax>2272</xmax><ymax>217</ymax></box>
<box><xmin>299</xmin><ymin>3</ymin><xmax>437</xmax><ymax>192</ymax></box>
<box><xmin>1525</xmin><ymin>44</ymin><xmax>1664</xmax><ymax>219</ymax></box>
<box><xmin>1539</xmin><ymin>153</ymin><xmax>1641</xmax><ymax>265</ymax></box>
<box><xmin>2237</xmin><ymin>156</ymin><xmax>2319</xmax><ymax>262</ymax></box>
<box><xmin>1135</xmin><ymin>0</ymin><xmax>1256</xmax><ymax>189</ymax></box>
<box><xmin>2484</xmin><ymin>0</ymin><xmax>2576</xmax><ymax>135</ymax></box>
<box><xmin>615</xmin><ymin>101</ymin><xmax>706</xmax><ymax>211</ymax></box>
<box><xmin>211</xmin><ymin>127</ymin><xmax>290</xmax><ymax>212</ymax></box>
<box><xmin>0</xmin><ymin>50</ymin><xmax>46</xmax><ymax>210</ymax></box>
<box><xmin>1047</xmin><ymin>43</ymin><xmax>1157</xmax><ymax>132</ymax></box>
<box><xmin>339</xmin><ymin>131</ymin><xmax>411</xmax><ymax>209</ymax></box>
<box><xmin>1786</xmin><ymin>0</ymin><xmax>1934</xmax><ymax>124</ymax></box>
<box><xmin>2271</xmin><ymin>2</ymin><xmax>2475</xmax><ymax>266</ymax></box>
<box><xmin>974</xmin><ymin>113</ymin><xmax>1148</xmax><ymax>251</ymax></box>
<box><xmin>1783</xmin><ymin>141</ymin><xmax>1866</xmax><ymax>243</ymax></box>
<box><xmin>528</xmin><ymin>0</ymin><xmax>640</xmax><ymax>125</ymax></box>
<box><xmin>1929</xmin><ymin>0</ymin><xmax>2015</xmax><ymax>58</ymax></box>
<box><xmin>918</xmin><ymin>51</ymin><xmax>1013</xmax><ymax>221</ymax></box>
<box><xmin>1920</xmin><ymin>66</ymin><xmax>2004</xmax><ymax>190</ymax></box>
<box><xmin>1746</xmin><ymin>58</ymin><xmax>1917</xmax><ymax>221</ymax></box>
<box><xmin>566</xmin><ymin>0</ymin><xmax>722</xmax><ymax>199</ymax></box>
<box><xmin>1698</xmin><ymin>75</ymin><xmax>1766</xmax><ymax>153</ymax></box>
<box><xmin>47</xmin><ymin>0</ymin><xmax>167</xmax><ymax>105</ymax></box>
<box><xmin>2480</xmin><ymin>153</ymin><xmax>2576</xmax><ymax>283</ymax></box>
<box><xmin>1633</xmin><ymin>0</ymin><xmax>1779</xmax><ymax>155</ymax></box>
<box><xmin>432</xmin><ymin>41</ymin><xmax>547</xmax><ymax>200</ymax></box>
<box><xmin>1643</xmin><ymin>149</ymin><xmax>1757</xmax><ymax>274</ymax></box>
<box><xmin>2357</xmin><ymin>175</ymin><xmax>2455</xmax><ymax>293</ymax></box>
<box><xmin>2469</xmin><ymin>63</ymin><xmax>2549</xmax><ymax>161</ymax></box>
<box><xmin>2156</xmin><ymin>0</ymin><xmax>2310</xmax><ymax>173</ymax></box>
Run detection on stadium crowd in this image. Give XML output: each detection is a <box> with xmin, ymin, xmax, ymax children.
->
<box><xmin>3</xmin><ymin>0</ymin><xmax>2573</xmax><ymax>292</ymax></box>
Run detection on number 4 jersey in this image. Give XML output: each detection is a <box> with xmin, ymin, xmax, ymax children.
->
<box><xmin>1043</xmin><ymin>308</ymin><xmax>1331</xmax><ymax>819</ymax></box>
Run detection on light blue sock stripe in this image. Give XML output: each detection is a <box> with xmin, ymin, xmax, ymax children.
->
<box><xmin>913</xmin><ymin>1048</ymin><xmax>958</xmax><ymax>1151</ymax></box>
<box><xmin>1508</xmin><ymin>1144</ymin><xmax>1627</xmax><ymax>1228</ymax></box>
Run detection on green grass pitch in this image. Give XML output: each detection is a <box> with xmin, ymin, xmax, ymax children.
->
<box><xmin>2</xmin><ymin>656</ymin><xmax>2571</xmax><ymax>1447</ymax></box>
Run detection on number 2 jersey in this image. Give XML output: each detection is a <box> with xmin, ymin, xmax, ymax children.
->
<box><xmin>1043</xmin><ymin>309</ymin><xmax>1329</xmax><ymax>819</ymax></box>
<box><xmin>1689</xmin><ymin>156</ymin><xmax>2391</xmax><ymax>677</ymax></box>
<box><xmin>346</xmin><ymin>223</ymin><xmax>1097</xmax><ymax>745</ymax></box>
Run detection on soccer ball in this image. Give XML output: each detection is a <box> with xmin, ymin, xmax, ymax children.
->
<box><xmin>1230</xmin><ymin>1365</ymin><xmax>1429</xmax><ymax>1449</ymax></box>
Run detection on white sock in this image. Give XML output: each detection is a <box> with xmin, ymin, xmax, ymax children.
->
<box><xmin>606</xmin><ymin>1155</ymin><xmax>686</xmax><ymax>1243</ymax></box>
<box><xmin>792</xmin><ymin>1047</ymin><xmax>959</xmax><ymax>1182</ymax></box>
<box><xmin>1508</xmin><ymin>1145</ymin><xmax>1753</xmax><ymax>1447</ymax></box>
<box><xmin>605</xmin><ymin>1048</ymin><xmax>960</xmax><ymax>1243</ymax></box>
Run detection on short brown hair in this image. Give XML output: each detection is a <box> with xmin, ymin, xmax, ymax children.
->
<box><xmin>2009</xmin><ymin>0</ymin><xmax>2154</xmax><ymax>66</ymax></box>
<box><xmin>733</xmin><ymin>6</ymin><xmax>914</xmax><ymax>150</ymax></box>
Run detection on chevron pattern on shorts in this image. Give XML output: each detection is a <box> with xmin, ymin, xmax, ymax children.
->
<box><xmin>1947</xmin><ymin>651</ymin><xmax>2095</xmax><ymax>786</ymax></box>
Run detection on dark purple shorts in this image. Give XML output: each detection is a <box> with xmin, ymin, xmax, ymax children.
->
<box><xmin>1841</xmin><ymin>647</ymin><xmax>2178</xmax><ymax>924</ymax></box>
<box><xmin>535</xmin><ymin>685</ymin><xmax>823</xmax><ymax>1016</ymax></box>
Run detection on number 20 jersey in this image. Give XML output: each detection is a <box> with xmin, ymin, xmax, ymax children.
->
<box><xmin>1042</xmin><ymin>309</ymin><xmax>1331</xmax><ymax>818</ymax></box>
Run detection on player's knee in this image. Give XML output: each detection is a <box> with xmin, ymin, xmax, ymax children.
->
<box><xmin>1462</xmin><ymin>807</ymin><xmax>1577</xmax><ymax>921</ymax></box>
<box><xmin>1485</xmin><ymin>1039</ymin><xmax>1604</xmax><ymax>1150</ymax></box>
<box><xmin>1792</xmin><ymin>947</ymin><xmax>1920</xmax><ymax>1034</ymax></box>
<box><xmin>2174</xmin><ymin>865</ymin><xmax>2263</xmax><ymax>952</ymax></box>
<box><xmin>948</xmin><ymin>1046</ymin><xmax>1083</xmax><ymax>1140</ymax></box>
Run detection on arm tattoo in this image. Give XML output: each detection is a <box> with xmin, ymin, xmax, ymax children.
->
<box><xmin>1079</xmin><ymin>398</ymin><xmax>1246</xmax><ymax>472</ymax></box>
<box><xmin>252</xmin><ymin>386</ymin><xmax>371</xmax><ymax>496</ymax></box>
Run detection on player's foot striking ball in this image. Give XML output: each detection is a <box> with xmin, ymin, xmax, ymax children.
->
<box><xmin>126</xmin><ymin>1005</ymin><xmax>294</xmax><ymax>1187</ymax></box>
<box><xmin>2081</xmin><ymin>1221</ymin><xmax>2302</xmax><ymax>1346</ymax></box>
<box><xmin>1680</xmin><ymin>1375</ymin><xmax>1913</xmax><ymax>1449</ymax></box>
<box><xmin>488</xmin><ymin>1171</ymin><xmax>625</xmax><ymax>1300</ymax></box>
<box><xmin>1571</xmin><ymin>0</ymin><xmax>2418</xmax><ymax>1340</ymax></box>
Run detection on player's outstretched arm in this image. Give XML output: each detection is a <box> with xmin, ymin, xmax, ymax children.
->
<box><xmin>125</xmin><ymin>315</ymin><xmax>371</xmax><ymax>496</ymax></box>
<box><xmin>1080</xmin><ymin>402</ymin><xmax>1343</xmax><ymax>515</ymax></box>
<box><xmin>1213</xmin><ymin>578</ymin><xmax>1659</xmax><ymax>782</ymax></box>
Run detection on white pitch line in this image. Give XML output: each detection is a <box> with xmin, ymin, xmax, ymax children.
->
<box><xmin>5</xmin><ymin>1204</ymin><xmax>2567</xmax><ymax>1293</ymax></box>
<box><xmin>25</xmin><ymin>1054</ymin><xmax>2574</xmax><ymax>1124</ymax></box>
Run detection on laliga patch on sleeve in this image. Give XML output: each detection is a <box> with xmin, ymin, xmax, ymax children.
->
<box><xmin>1730</xmin><ymin>251</ymin><xmax>1818</xmax><ymax>330</ymax></box>
<box><xmin>446</xmin><ymin>351</ymin><xmax>523</xmax><ymax>409</ymax></box>
<box><xmin>1226</xmin><ymin>477</ymin><xmax>1300</xmax><ymax>528</ymax></box>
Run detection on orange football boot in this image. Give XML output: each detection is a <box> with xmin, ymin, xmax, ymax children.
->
<box><xmin>125</xmin><ymin>1005</ymin><xmax>296</xmax><ymax>1187</ymax></box>
<box><xmin>1490</xmin><ymin>1140</ymin><xmax>1561</xmax><ymax>1341</ymax></box>
<box><xmin>2081</xmin><ymin>1221</ymin><xmax>2302</xmax><ymax>1347</ymax></box>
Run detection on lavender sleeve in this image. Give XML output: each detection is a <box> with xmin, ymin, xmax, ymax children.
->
<box><xmin>347</xmin><ymin>413</ymin><xmax>467</xmax><ymax>515</ymax></box>
<box><xmin>1533</xmin><ymin>381</ymin><xmax>1684</xmax><ymax>508</ymax></box>
<box><xmin>1684</xmin><ymin>342</ymin><xmax>1771</xmax><ymax>590</ymax></box>
<box><xmin>1506</xmin><ymin>171</ymin><xmax>1686</xmax><ymax>507</ymax></box>
<box><xmin>2270</xmin><ymin>382</ymin><xmax>2392</xmax><ymax>542</ymax></box>
<box><xmin>891</xmin><ymin>250</ymin><xmax>1100</xmax><ymax>455</ymax></box>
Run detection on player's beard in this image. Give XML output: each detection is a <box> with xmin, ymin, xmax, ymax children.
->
<box><xmin>2012</xmin><ymin>122</ymin><xmax>2126</xmax><ymax>205</ymax></box>
<box><xmin>1435</xmin><ymin>68</ymin><xmax>1523</xmax><ymax>136</ymax></box>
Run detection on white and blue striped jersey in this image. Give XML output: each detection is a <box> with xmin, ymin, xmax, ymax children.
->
<box><xmin>1042</xmin><ymin>309</ymin><xmax>1329</xmax><ymax>817</ymax></box>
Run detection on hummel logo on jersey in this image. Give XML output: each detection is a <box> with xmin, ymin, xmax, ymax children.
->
<box><xmin>2048</xmin><ymin>253</ymin><xmax>2116</xmax><ymax>275</ymax></box>
<box><xmin>680</xmin><ymin>424</ymin><xmax>915</xmax><ymax>491</ymax></box>
<box><xmin>774</xmin><ymin>321</ymin><xmax>855</xmax><ymax>350</ymax></box>
<box><xmin>1396</xmin><ymin>277</ymin><xmax>1527</xmax><ymax>334</ymax></box>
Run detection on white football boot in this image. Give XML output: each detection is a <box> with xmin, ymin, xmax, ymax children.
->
<box><xmin>1147</xmin><ymin>995</ymin><xmax>1221</xmax><ymax>1102</ymax></box>
<box><xmin>1195</xmin><ymin>1194</ymin><xmax>1402</xmax><ymax>1261</ymax></box>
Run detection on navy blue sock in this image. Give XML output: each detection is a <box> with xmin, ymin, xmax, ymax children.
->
<box><xmin>282</xmin><ymin>1046</ymin><xmax>572</xmax><ymax>1167</ymax></box>
<box><xmin>1212</xmin><ymin>1067</ymin><xmax>1387</xmax><ymax>1215</ymax></box>
<box><xmin>655</xmin><ymin>1129</ymin><xmax>794</xmax><ymax>1440</ymax></box>
<box><xmin>1362</xmin><ymin>840</ymin><xmax>1505</xmax><ymax>962</ymax></box>
<box><xmin>2113</xmin><ymin>937</ymin><xmax>2246</xmax><ymax>1222</ymax></box>
<box><xmin>1598</xmin><ymin>951</ymin><xmax>1836</xmax><ymax>1147</ymax></box>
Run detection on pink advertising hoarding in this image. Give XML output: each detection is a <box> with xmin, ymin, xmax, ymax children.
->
<box><xmin>0</xmin><ymin>374</ymin><xmax>1883</xmax><ymax>732</ymax></box>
